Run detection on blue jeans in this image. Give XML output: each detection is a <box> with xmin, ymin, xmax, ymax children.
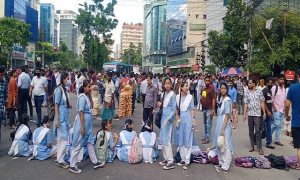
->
<box><xmin>271</xmin><ymin>111</ymin><xmax>284</xmax><ymax>142</ymax></box>
<box><xmin>34</xmin><ymin>95</ymin><xmax>44</xmax><ymax>125</ymax></box>
<box><xmin>265</xmin><ymin>116</ymin><xmax>272</xmax><ymax>145</ymax></box>
<box><xmin>203</xmin><ymin>109</ymin><xmax>213</xmax><ymax>141</ymax></box>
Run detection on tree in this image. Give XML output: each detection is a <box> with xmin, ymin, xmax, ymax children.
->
<box><xmin>204</xmin><ymin>64</ymin><xmax>216</xmax><ymax>75</ymax></box>
<box><xmin>121</xmin><ymin>42</ymin><xmax>143</xmax><ymax>65</ymax></box>
<box><xmin>76</xmin><ymin>0</ymin><xmax>118</xmax><ymax>70</ymax></box>
<box><xmin>0</xmin><ymin>17</ymin><xmax>31</xmax><ymax>65</ymax></box>
<box><xmin>207</xmin><ymin>0</ymin><xmax>248</xmax><ymax>70</ymax></box>
<box><xmin>251</xmin><ymin>7</ymin><xmax>300</xmax><ymax>76</ymax></box>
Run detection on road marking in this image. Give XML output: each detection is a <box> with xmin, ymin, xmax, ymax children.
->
<box><xmin>1</xmin><ymin>162</ymin><xmax>6</xmax><ymax>166</ymax></box>
<box><xmin>12</xmin><ymin>157</ymin><xmax>18</xmax><ymax>160</ymax></box>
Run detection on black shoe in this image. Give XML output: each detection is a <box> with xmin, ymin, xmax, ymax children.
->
<box><xmin>266</xmin><ymin>144</ymin><xmax>275</xmax><ymax>149</ymax></box>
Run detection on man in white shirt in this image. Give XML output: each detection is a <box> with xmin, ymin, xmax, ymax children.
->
<box><xmin>55</xmin><ymin>68</ymin><xmax>62</xmax><ymax>86</ymax></box>
<box><xmin>140</xmin><ymin>74</ymin><xmax>148</xmax><ymax>106</ymax></box>
<box><xmin>29</xmin><ymin>68</ymin><xmax>49</xmax><ymax>127</ymax></box>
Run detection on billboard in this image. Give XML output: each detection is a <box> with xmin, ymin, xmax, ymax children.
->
<box><xmin>167</xmin><ymin>0</ymin><xmax>187</xmax><ymax>56</ymax></box>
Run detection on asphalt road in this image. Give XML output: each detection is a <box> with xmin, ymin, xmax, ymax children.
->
<box><xmin>0</xmin><ymin>94</ymin><xmax>299</xmax><ymax>180</ymax></box>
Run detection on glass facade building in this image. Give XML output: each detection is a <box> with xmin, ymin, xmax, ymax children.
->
<box><xmin>143</xmin><ymin>0</ymin><xmax>167</xmax><ymax>68</ymax></box>
<box><xmin>40</xmin><ymin>3</ymin><xmax>55</xmax><ymax>46</ymax></box>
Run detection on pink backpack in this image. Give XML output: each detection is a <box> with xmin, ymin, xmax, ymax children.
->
<box><xmin>129</xmin><ymin>132</ymin><xmax>143</xmax><ymax>164</ymax></box>
<box><xmin>284</xmin><ymin>156</ymin><xmax>299</xmax><ymax>169</ymax></box>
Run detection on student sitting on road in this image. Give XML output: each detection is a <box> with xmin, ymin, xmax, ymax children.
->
<box><xmin>29</xmin><ymin>116</ymin><xmax>57</xmax><ymax>161</ymax></box>
<box><xmin>95</xmin><ymin>119</ymin><xmax>119</xmax><ymax>166</ymax></box>
<box><xmin>139</xmin><ymin>120</ymin><xmax>159</xmax><ymax>163</ymax></box>
<box><xmin>117</xmin><ymin>119</ymin><xmax>135</xmax><ymax>162</ymax></box>
<box><xmin>8</xmin><ymin>114</ymin><xmax>33</xmax><ymax>157</ymax></box>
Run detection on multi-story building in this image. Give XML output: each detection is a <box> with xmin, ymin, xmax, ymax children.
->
<box><xmin>56</xmin><ymin>10</ymin><xmax>78</xmax><ymax>54</ymax></box>
<box><xmin>143</xmin><ymin>0</ymin><xmax>167</xmax><ymax>73</ymax></box>
<box><xmin>121</xmin><ymin>23</ymin><xmax>143</xmax><ymax>53</ymax></box>
<box><xmin>4</xmin><ymin>0</ymin><xmax>38</xmax><ymax>69</ymax></box>
<box><xmin>167</xmin><ymin>0</ymin><xmax>206</xmax><ymax>73</ymax></box>
<box><xmin>40</xmin><ymin>3</ymin><xmax>58</xmax><ymax>48</ymax></box>
<box><xmin>114</xmin><ymin>43</ymin><xmax>121</xmax><ymax>60</ymax></box>
<box><xmin>0</xmin><ymin>0</ymin><xmax>5</xmax><ymax>18</ymax></box>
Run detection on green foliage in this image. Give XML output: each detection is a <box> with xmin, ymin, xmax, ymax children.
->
<box><xmin>76</xmin><ymin>0</ymin><xmax>118</xmax><ymax>70</ymax></box>
<box><xmin>121</xmin><ymin>42</ymin><xmax>142</xmax><ymax>65</ymax></box>
<box><xmin>251</xmin><ymin>7</ymin><xmax>300</xmax><ymax>76</ymax></box>
<box><xmin>204</xmin><ymin>64</ymin><xmax>216</xmax><ymax>75</ymax></box>
<box><xmin>0</xmin><ymin>17</ymin><xmax>31</xmax><ymax>65</ymax></box>
<box><xmin>207</xmin><ymin>0</ymin><xmax>248</xmax><ymax>70</ymax></box>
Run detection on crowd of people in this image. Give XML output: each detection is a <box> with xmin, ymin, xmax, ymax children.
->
<box><xmin>0</xmin><ymin>65</ymin><xmax>299</xmax><ymax>174</ymax></box>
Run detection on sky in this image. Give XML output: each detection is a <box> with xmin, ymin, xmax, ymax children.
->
<box><xmin>40</xmin><ymin>0</ymin><xmax>145</xmax><ymax>51</ymax></box>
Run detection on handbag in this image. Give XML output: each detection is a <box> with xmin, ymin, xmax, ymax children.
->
<box><xmin>155</xmin><ymin>91</ymin><xmax>166</xmax><ymax>129</ymax></box>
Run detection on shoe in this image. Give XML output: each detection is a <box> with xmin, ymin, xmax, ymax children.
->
<box><xmin>93</xmin><ymin>162</ymin><xmax>105</xmax><ymax>169</ymax></box>
<box><xmin>215</xmin><ymin>165</ymin><xmax>221</xmax><ymax>169</ymax></box>
<box><xmin>201</xmin><ymin>138</ymin><xmax>206</xmax><ymax>141</ymax></box>
<box><xmin>274</xmin><ymin>141</ymin><xmax>284</xmax><ymax>146</ymax></box>
<box><xmin>56</xmin><ymin>162</ymin><xmax>69</xmax><ymax>169</ymax></box>
<box><xmin>183</xmin><ymin>164</ymin><xmax>189</xmax><ymax>170</ymax></box>
<box><xmin>163</xmin><ymin>163</ymin><xmax>175</xmax><ymax>170</ymax></box>
<box><xmin>159</xmin><ymin>160</ymin><xmax>167</xmax><ymax>166</ymax></box>
<box><xmin>259</xmin><ymin>149</ymin><xmax>264</xmax><ymax>155</ymax></box>
<box><xmin>249</xmin><ymin>147</ymin><xmax>254</xmax><ymax>152</ymax></box>
<box><xmin>69</xmin><ymin>166</ymin><xmax>82</xmax><ymax>174</ymax></box>
<box><xmin>216</xmin><ymin>167</ymin><xmax>228</xmax><ymax>174</ymax></box>
<box><xmin>177</xmin><ymin>160</ymin><xmax>185</xmax><ymax>166</ymax></box>
<box><xmin>202</xmin><ymin>140</ymin><xmax>210</xmax><ymax>144</ymax></box>
<box><xmin>266</xmin><ymin>144</ymin><xmax>275</xmax><ymax>149</ymax></box>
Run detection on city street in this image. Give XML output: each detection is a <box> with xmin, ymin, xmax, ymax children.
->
<box><xmin>0</xmin><ymin>94</ymin><xmax>299</xmax><ymax>180</ymax></box>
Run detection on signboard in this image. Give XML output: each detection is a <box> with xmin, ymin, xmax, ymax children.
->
<box><xmin>285</xmin><ymin>70</ymin><xmax>295</xmax><ymax>81</ymax></box>
<box><xmin>192</xmin><ymin>64</ymin><xmax>199</xmax><ymax>71</ymax></box>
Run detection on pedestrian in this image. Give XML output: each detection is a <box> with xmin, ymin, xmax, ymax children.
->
<box><xmin>285</xmin><ymin>69</ymin><xmax>300</xmax><ymax>170</ymax></box>
<box><xmin>235</xmin><ymin>76</ymin><xmax>244</xmax><ymax>115</ymax></box>
<box><xmin>201</xmin><ymin>76</ymin><xmax>216</xmax><ymax>144</ymax></box>
<box><xmin>211</xmin><ymin>75</ymin><xmax>219</xmax><ymax>115</ymax></box>
<box><xmin>8</xmin><ymin>114</ymin><xmax>33</xmax><ymax>157</ymax></box>
<box><xmin>197</xmin><ymin>75</ymin><xmax>204</xmax><ymax>110</ymax></box>
<box><xmin>263</xmin><ymin>79</ymin><xmax>275</xmax><ymax>149</ymax></box>
<box><xmin>47</xmin><ymin>69</ymin><xmax>57</xmax><ymax>98</ymax></box>
<box><xmin>243</xmin><ymin>79</ymin><xmax>266</xmax><ymax>155</ymax></box>
<box><xmin>7</xmin><ymin>69</ymin><xmax>18</xmax><ymax>129</ymax></box>
<box><xmin>29</xmin><ymin>68</ymin><xmax>49</xmax><ymax>127</ymax></box>
<box><xmin>95</xmin><ymin>119</ymin><xmax>119</xmax><ymax>166</ymax></box>
<box><xmin>136</xmin><ymin>74</ymin><xmax>142</xmax><ymax>103</ymax></box>
<box><xmin>283</xmin><ymin>81</ymin><xmax>292</xmax><ymax>139</ymax></box>
<box><xmin>102</xmin><ymin>72</ymin><xmax>115</xmax><ymax>125</ymax></box>
<box><xmin>140</xmin><ymin>73</ymin><xmax>147</xmax><ymax>105</ymax></box>
<box><xmin>69</xmin><ymin>80</ymin><xmax>102</xmax><ymax>174</ymax></box>
<box><xmin>174</xmin><ymin>81</ymin><xmax>196</xmax><ymax>170</ymax></box>
<box><xmin>158</xmin><ymin>75</ymin><xmax>163</xmax><ymax>101</ymax></box>
<box><xmin>208</xmin><ymin>83</ymin><xmax>233</xmax><ymax>174</ymax></box>
<box><xmin>228</xmin><ymin>80</ymin><xmax>238</xmax><ymax>128</ymax></box>
<box><xmin>29</xmin><ymin>116</ymin><xmax>57</xmax><ymax>161</ymax></box>
<box><xmin>26</xmin><ymin>66</ymin><xmax>34</xmax><ymax>120</ymax></box>
<box><xmin>117</xmin><ymin>119</ymin><xmax>135</xmax><ymax>162</ymax></box>
<box><xmin>54</xmin><ymin>72</ymin><xmax>72</xmax><ymax>168</ymax></box>
<box><xmin>113</xmin><ymin>72</ymin><xmax>120</xmax><ymax>117</ymax></box>
<box><xmin>271</xmin><ymin>74</ymin><xmax>286</xmax><ymax>146</ymax></box>
<box><xmin>139</xmin><ymin>120</ymin><xmax>159</xmax><ymax>163</ymax></box>
<box><xmin>55</xmin><ymin>68</ymin><xmax>62</xmax><ymax>86</ymax></box>
<box><xmin>174</xmin><ymin>76</ymin><xmax>182</xmax><ymax>95</ymax></box>
<box><xmin>75</xmin><ymin>72</ymin><xmax>81</xmax><ymax>96</ymax></box>
<box><xmin>257</xmin><ymin>79</ymin><xmax>265</xmax><ymax>91</ymax></box>
<box><xmin>157</xmin><ymin>77</ymin><xmax>176</xmax><ymax>170</ymax></box>
<box><xmin>17</xmin><ymin>65</ymin><xmax>31</xmax><ymax>117</ymax></box>
<box><xmin>0</xmin><ymin>66</ymin><xmax>8</xmax><ymax>147</ymax></box>
<box><xmin>143</xmin><ymin>75</ymin><xmax>157</xmax><ymax>128</ymax></box>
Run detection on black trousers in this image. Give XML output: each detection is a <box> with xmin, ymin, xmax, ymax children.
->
<box><xmin>28</xmin><ymin>95</ymin><xmax>33</xmax><ymax>117</ymax></box>
<box><xmin>141</xmin><ymin>94</ymin><xmax>146</xmax><ymax>107</ymax></box>
<box><xmin>18</xmin><ymin>88</ymin><xmax>29</xmax><ymax>117</ymax></box>
<box><xmin>143</xmin><ymin>108</ymin><xmax>154</xmax><ymax>125</ymax></box>
<box><xmin>132</xmin><ymin>93</ymin><xmax>136</xmax><ymax>115</ymax></box>
<box><xmin>7</xmin><ymin>109</ymin><xmax>16</xmax><ymax>126</ymax></box>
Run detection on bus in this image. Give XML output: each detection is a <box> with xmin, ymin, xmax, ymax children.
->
<box><xmin>103</xmin><ymin>62</ymin><xmax>133</xmax><ymax>74</ymax></box>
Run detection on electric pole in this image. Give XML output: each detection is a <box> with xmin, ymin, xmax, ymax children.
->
<box><xmin>247</xmin><ymin>0</ymin><xmax>254</xmax><ymax>80</ymax></box>
<box><xmin>283</xmin><ymin>0</ymin><xmax>287</xmax><ymax>44</ymax></box>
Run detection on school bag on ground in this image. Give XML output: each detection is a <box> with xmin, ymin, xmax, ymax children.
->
<box><xmin>254</xmin><ymin>157</ymin><xmax>271</xmax><ymax>169</ymax></box>
<box><xmin>129</xmin><ymin>132</ymin><xmax>143</xmax><ymax>164</ymax></box>
<box><xmin>284</xmin><ymin>156</ymin><xmax>299</xmax><ymax>169</ymax></box>
<box><xmin>235</xmin><ymin>157</ymin><xmax>255</xmax><ymax>168</ymax></box>
<box><xmin>95</xmin><ymin>131</ymin><xmax>108</xmax><ymax>163</ymax></box>
<box><xmin>265</xmin><ymin>154</ymin><xmax>288</xmax><ymax>171</ymax></box>
<box><xmin>192</xmin><ymin>151</ymin><xmax>209</xmax><ymax>164</ymax></box>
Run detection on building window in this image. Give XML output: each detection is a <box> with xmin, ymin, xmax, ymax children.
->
<box><xmin>196</xmin><ymin>14</ymin><xmax>199</xmax><ymax>18</ymax></box>
<box><xmin>203</xmin><ymin>15</ymin><xmax>206</xmax><ymax>19</ymax></box>
<box><xmin>224</xmin><ymin>0</ymin><xmax>228</xmax><ymax>6</ymax></box>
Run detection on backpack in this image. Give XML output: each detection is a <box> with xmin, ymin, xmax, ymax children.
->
<box><xmin>192</xmin><ymin>151</ymin><xmax>209</xmax><ymax>164</ymax></box>
<box><xmin>129</xmin><ymin>132</ymin><xmax>143</xmax><ymax>164</ymax></box>
<box><xmin>189</xmin><ymin>82</ymin><xmax>196</xmax><ymax>92</ymax></box>
<box><xmin>284</xmin><ymin>156</ymin><xmax>299</xmax><ymax>169</ymax></box>
<box><xmin>254</xmin><ymin>157</ymin><xmax>271</xmax><ymax>169</ymax></box>
<box><xmin>95</xmin><ymin>130</ymin><xmax>108</xmax><ymax>163</ymax></box>
<box><xmin>266</xmin><ymin>154</ymin><xmax>288</xmax><ymax>170</ymax></box>
<box><xmin>235</xmin><ymin>157</ymin><xmax>255</xmax><ymax>168</ymax></box>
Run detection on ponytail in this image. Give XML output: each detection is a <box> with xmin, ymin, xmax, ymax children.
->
<box><xmin>96</xmin><ymin>120</ymin><xmax>108</xmax><ymax>147</ymax></box>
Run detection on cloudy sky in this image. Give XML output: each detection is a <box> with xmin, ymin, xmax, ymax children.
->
<box><xmin>40</xmin><ymin>0</ymin><xmax>145</xmax><ymax>50</ymax></box>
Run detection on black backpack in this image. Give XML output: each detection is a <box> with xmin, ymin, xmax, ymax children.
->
<box><xmin>266</xmin><ymin>154</ymin><xmax>289</xmax><ymax>171</ymax></box>
<box><xmin>189</xmin><ymin>82</ymin><xmax>196</xmax><ymax>92</ymax></box>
